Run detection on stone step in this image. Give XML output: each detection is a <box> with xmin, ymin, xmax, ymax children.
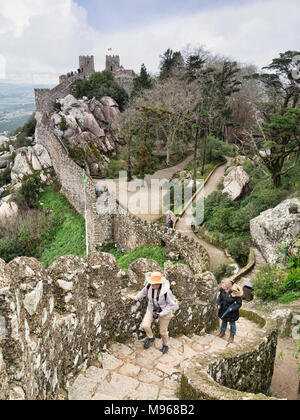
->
<box><xmin>68</xmin><ymin>317</ymin><xmax>262</xmax><ymax>400</ymax></box>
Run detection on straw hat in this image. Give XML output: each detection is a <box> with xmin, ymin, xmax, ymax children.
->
<box><xmin>148</xmin><ymin>272</ymin><xmax>167</xmax><ymax>285</ymax></box>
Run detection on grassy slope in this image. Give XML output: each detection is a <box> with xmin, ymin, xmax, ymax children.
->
<box><xmin>39</xmin><ymin>185</ymin><xmax>86</xmax><ymax>268</ymax></box>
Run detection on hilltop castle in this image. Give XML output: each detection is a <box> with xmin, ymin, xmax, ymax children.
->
<box><xmin>34</xmin><ymin>55</ymin><xmax>136</xmax><ymax>113</ymax></box>
<box><xmin>105</xmin><ymin>55</ymin><xmax>136</xmax><ymax>94</ymax></box>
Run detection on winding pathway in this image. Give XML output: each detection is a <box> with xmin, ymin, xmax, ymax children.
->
<box><xmin>94</xmin><ymin>154</ymin><xmax>193</xmax><ymax>222</ymax></box>
<box><xmin>175</xmin><ymin>159</ymin><xmax>233</xmax><ymax>271</ymax></box>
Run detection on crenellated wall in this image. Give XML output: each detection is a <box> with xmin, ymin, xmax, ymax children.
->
<box><xmin>179</xmin><ymin>310</ymin><xmax>278</xmax><ymax>400</ymax></box>
<box><xmin>0</xmin><ymin>253</ymin><xmax>219</xmax><ymax>400</ymax></box>
<box><xmin>35</xmin><ymin>113</ymin><xmax>96</xmax><ymax>252</ymax></box>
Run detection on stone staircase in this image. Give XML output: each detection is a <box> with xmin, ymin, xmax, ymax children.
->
<box><xmin>68</xmin><ymin>317</ymin><xmax>263</xmax><ymax>400</ymax></box>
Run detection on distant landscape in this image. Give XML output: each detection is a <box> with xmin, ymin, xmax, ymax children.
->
<box><xmin>0</xmin><ymin>82</ymin><xmax>53</xmax><ymax>135</ymax></box>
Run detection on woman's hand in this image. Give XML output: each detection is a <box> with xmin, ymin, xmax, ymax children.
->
<box><xmin>128</xmin><ymin>295</ymin><xmax>136</xmax><ymax>302</ymax></box>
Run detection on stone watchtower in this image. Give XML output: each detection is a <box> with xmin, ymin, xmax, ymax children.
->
<box><xmin>106</xmin><ymin>55</ymin><xmax>121</xmax><ymax>73</ymax></box>
<box><xmin>79</xmin><ymin>55</ymin><xmax>95</xmax><ymax>79</ymax></box>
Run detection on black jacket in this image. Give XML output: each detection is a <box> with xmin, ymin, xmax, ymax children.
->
<box><xmin>217</xmin><ymin>289</ymin><xmax>242</xmax><ymax>322</ymax></box>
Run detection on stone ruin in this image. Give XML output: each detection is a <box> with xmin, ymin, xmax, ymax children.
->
<box><xmin>0</xmin><ymin>253</ymin><xmax>219</xmax><ymax>400</ymax></box>
<box><xmin>35</xmin><ymin>54</ymin><xmax>136</xmax><ymax>113</ymax></box>
<box><xmin>105</xmin><ymin>55</ymin><xmax>137</xmax><ymax>94</ymax></box>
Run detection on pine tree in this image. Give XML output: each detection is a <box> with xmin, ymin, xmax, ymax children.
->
<box><xmin>131</xmin><ymin>64</ymin><xmax>153</xmax><ymax>97</ymax></box>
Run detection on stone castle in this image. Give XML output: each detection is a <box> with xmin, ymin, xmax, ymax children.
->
<box><xmin>105</xmin><ymin>55</ymin><xmax>137</xmax><ymax>94</ymax></box>
<box><xmin>0</xmin><ymin>55</ymin><xmax>281</xmax><ymax>400</ymax></box>
<box><xmin>35</xmin><ymin>55</ymin><xmax>136</xmax><ymax>113</ymax></box>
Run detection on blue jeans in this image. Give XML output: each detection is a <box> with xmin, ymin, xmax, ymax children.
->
<box><xmin>221</xmin><ymin>320</ymin><xmax>237</xmax><ymax>336</ymax></box>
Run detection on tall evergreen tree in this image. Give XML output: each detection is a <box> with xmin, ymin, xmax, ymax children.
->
<box><xmin>131</xmin><ymin>64</ymin><xmax>153</xmax><ymax>97</ymax></box>
<box><xmin>159</xmin><ymin>48</ymin><xmax>184</xmax><ymax>80</ymax></box>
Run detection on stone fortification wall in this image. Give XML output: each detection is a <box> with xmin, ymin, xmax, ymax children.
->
<box><xmin>180</xmin><ymin>309</ymin><xmax>278</xmax><ymax>400</ymax></box>
<box><xmin>0</xmin><ymin>252</ymin><xmax>218</xmax><ymax>400</ymax></box>
<box><xmin>35</xmin><ymin>114</ymin><xmax>96</xmax><ymax>251</ymax></box>
<box><xmin>34</xmin><ymin>78</ymin><xmax>76</xmax><ymax>113</ymax></box>
<box><xmin>94</xmin><ymin>209</ymin><xmax>210</xmax><ymax>274</ymax></box>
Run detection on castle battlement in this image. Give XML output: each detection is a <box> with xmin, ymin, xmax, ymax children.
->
<box><xmin>35</xmin><ymin>54</ymin><xmax>135</xmax><ymax>113</ymax></box>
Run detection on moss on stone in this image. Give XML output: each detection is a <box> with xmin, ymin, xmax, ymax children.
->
<box><xmin>69</xmin><ymin>146</ymin><xmax>85</xmax><ymax>166</ymax></box>
<box><xmin>240</xmin><ymin>310</ymin><xmax>266</xmax><ymax>328</ymax></box>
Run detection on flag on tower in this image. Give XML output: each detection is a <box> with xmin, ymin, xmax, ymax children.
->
<box><xmin>108</xmin><ymin>48</ymin><xmax>112</xmax><ymax>52</ymax></box>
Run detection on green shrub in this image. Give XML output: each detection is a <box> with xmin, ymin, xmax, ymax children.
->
<box><xmin>252</xmin><ymin>264</ymin><xmax>286</xmax><ymax>301</ymax></box>
<box><xmin>14</xmin><ymin>114</ymin><xmax>36</xmax><ymax>148</ymax></box>
<box><xmin>205</xmin><ymin>136</ymin><xmax>235</xmax><ymax>164</ymax></box>
<box><xmin>0</xmin><ymin>168</ymin><xmax>11</xmax><ymax>187</ymax></box>
<box><xmin>73</xmin><ymin>71</ymin><xmax>129</xmax><ymax>110</ymax></box>
<box><xmin>107</xmin><ymin>159</ymin><xmax>127</xmax><ymax>179</ymax></box>
<box><xmin>0</xmin><ymin>236</ymin><xmax>25</xmax><ymax>263</ymax></box>
<box><xmin>287</xmin><ymin>256</ymin><xmax>300</xmax><ymax>269</ymax></box>
<box><xmin>213</xmin><ymin>264</ymin><xmax>235</xmax><ymax>284</ymax></box>
<box><xmin>59</xmin><ymin>115</ymin><xmax>68</xmax><ymax>132</ymax></box>
<box><xmin>278</xmin><ymin>291</ymin><xmax>300</xmax><ymax>304</ymax></box>
<box><xmin>285</xmin><ymin>268</ymin><xmax>300</xmax><ymax>291</ymax></box>
<box><xmin>227</xmin><ymin>238</ymin><xmax>250</xmax><ymax>267</ymax></box>
<box><xmin>17</xmin><ymin>172</ymin><xmax>42</xmax><ymax>208</ymax></box>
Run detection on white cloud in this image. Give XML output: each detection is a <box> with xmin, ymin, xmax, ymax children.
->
<box><xmin>0</xmin><ymin>0</ymin><xmax>96</xmax><ymax>83</ymax></box>
<box><xmin>95</xmin><ymin>0</ymin><xmax>300</xmax><ymax>74</ymax></box>
<box><xmin>0</xmin><ymin>0</ymin><xmax>299</xmax><ymax>84</ymax></box>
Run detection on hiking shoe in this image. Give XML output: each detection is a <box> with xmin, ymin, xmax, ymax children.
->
<box><xmin>144</xmin><ymin>337</ymin><xmax>155</xmax><ymax>349</ymax></box>
<box><xmin>228</xmin><ymin>334</ymin><xmax>234</xmax><ymax>344</ymax></box>
<box><xmin>161</xmin><ymin>345</ymin><xmax>169</xmax><ymax>355</ymax></box>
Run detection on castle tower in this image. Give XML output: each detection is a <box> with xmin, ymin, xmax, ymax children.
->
<box><xmin>106</xmin><ymin>55</ymin><xmax>120</xmax><ymax>73</ymax></box>
<box><xmin>79</xmin><ymin>55</ymin><xmax>95</xmax><ymax>79</ymax></box>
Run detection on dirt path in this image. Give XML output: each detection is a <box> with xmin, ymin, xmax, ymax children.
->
<box><xmin>271</xmin><ymin>337</ymin><xmax>300</xmax><ymax>400</ymax></box>
<box><xmin>94</xmin><ymin>155</ymin><xmax>193</xmax><ymax>222</ymax></box>
<box><xmin>175</xmin><ymin>159</ymin><xmax>233</xmax><ymax>271</ymax></box>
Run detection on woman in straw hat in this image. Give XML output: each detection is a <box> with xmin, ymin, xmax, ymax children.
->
<box><xmin>128</xmin><ymin>272</ymin><xmax>177</xmax><ymax>355</ymax></box>
<box><xmin>217</xmin><ymin>279</ymin><xmax>243</xmax><ymax>343</ymax></box>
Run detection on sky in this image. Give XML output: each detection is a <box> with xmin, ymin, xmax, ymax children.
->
<box><xmin>0</xmin><ymin>0</ymin><xmax>299</xmax><ymax>84</ymax></box>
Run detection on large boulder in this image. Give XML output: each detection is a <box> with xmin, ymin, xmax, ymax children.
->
<box><xmin>0</xmin><ymin>135</ymin><xmax>8</xmax><ymax>148</ymax></box>
<box><xmin>0</xmin><ymin>159</ymin><xmax>8</xmax><ymax>169</ymax></box>
<box><xmin>250</xmin><ymin>199</ymin><xmax>300</xmax><ymax>264</ymax></box>
<box><xmin>0</xmin><ymin>199</ymin><xmax>18</xmax><ymax>218</ymax></box>
<box><xmin>32</xmin><ymin>144</ymin><xmax>52</xmax><ymax>169</ymax></box>
<box><xmin>51</xmin><ymin>95</ymin><xmax>120</xmax><ymax>177</ymax></box>
<box><xmin>222</xmin><ymin>166</ymin><xmax>250</xmax><ymax>201</ymax></box>
<box><xmin>10</xmin><ymin>152</ymin><xmax>33</xmax><ymax>184</ymax></box>
<box><xmin>100</xmin><ymin>96</ymin><xmax>120</xmax><ymax>121</ymax></box>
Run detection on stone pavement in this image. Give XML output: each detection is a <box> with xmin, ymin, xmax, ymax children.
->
<box><xmin>68</xmin><ymin>317</ymin><xmax>262</xmax><ymax>400</ymax></box>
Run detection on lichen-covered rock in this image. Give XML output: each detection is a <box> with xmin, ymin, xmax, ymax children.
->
<box><xmin>51</xmin><ymin>95</ymin><xmax>120</xmax><ymax>176</ymax></box>
<box><xmin>0</xmin><ymin>199</ymin><xmax>18</xmax><ymax>219</ymax></box>
<box><xmin>0</xmin><ymin>252</ymin><xmax>218</xmax><ymax>400</ymax></box>
<box><xmin>128</xmin><ymin>258</ymin><xmax>161</xmax><ymax>289</ymax></box>
<box><xmin>250</xmin><ymin>199</ymin><xmax>300</xmax><ymax>264</ymax></box>
<box><xmin>10</xmin><ymin>152</ymin><xmax>33</xmax><ymax>184</ymax></box>
<box><xmin>222</xmin><ymin>166</ymin><xmax>250</xmax><ymax>200</ymax></box>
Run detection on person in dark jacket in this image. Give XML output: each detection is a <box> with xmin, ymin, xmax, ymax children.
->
<box><xmin>167</xmin><ymin>216</ymin><xmax>174</xmax><ymax>229</ymax></box>
<box><xmin>217</xmin><ymin>280</ymin><xmax>243</xmax><ymax>343</ymax></box>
